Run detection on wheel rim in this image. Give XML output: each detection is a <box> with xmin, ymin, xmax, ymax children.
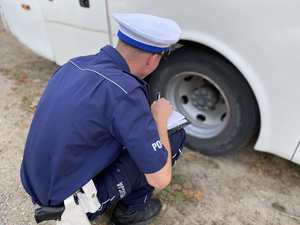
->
<box><xmin>165</xmin><ymin>72</ymin><xmax>230</xmax><ymax>138</ymax></box>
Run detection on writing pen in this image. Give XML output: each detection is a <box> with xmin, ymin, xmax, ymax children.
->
<box><xmin>156</xmin><ymin>92</ymin><xmax>161</xmax><ymax>100</ymax></box>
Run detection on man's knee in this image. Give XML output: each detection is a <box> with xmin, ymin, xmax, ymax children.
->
<box><xmin>169</xmin><ymin>129</ymin><xmax>186</xmax><ymax>163</ymax></box>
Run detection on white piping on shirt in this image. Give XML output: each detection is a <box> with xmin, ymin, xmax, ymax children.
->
<box><xmin>69</xmin><ymin>60</ymin><xmax>128</xmax><ymax>94</ymax></box>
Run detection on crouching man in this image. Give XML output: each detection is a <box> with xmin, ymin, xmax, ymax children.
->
<box><xmin>20</xmin><ymin>13</ymin><xmax>185</xmax><ymax>225</ymax></box>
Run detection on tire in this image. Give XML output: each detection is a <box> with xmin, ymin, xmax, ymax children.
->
<box><xmin>149</xmin><ymin>47</ymin><xmax>259</xmax><ymax>156</ymax></box>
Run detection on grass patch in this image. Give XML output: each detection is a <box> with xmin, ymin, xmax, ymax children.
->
<box><xmin>156</xmin><ymin>174</ymin><xmax>203</xmax><ymax>206</ymax></box>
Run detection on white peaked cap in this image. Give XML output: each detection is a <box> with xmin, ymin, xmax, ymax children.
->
<box><xmin>114</xmin><ymin>13</ymin><xmax>182</xmax><ymax>53</ymax></box>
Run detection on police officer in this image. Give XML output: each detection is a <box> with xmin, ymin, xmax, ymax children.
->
<box><xmin>20</xmin><ymin>13</ymin><xmax>185</xmax><ymax>225</ymax></box>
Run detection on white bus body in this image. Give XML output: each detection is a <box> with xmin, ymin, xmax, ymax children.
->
<box><xmin>1</xmin><ymin>0</ymin><xmax>300</xmax><ymax>164</ymax></box>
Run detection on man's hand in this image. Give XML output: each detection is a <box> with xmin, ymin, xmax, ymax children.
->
<box><xmin>151</xmin><ymin>98</ymin><xmax>173</xmax><ymax>125</ymax></box>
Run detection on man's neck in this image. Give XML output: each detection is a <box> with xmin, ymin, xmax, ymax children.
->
<box><xmin>115</xmin><ymin>45</ymin><xmax>144</xmax><ymax>79</ymax></box>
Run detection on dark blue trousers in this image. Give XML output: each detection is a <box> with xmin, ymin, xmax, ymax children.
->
<box><xmin>90</xmin><ymin>129</ymin><xmax>186</xmax><ymax>219</ymax></box>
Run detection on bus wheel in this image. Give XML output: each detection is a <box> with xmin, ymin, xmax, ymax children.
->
<box><xmin>149</xmin><ymin>48</ymin><xmax>259</xmax><ymax>156</ymax></box>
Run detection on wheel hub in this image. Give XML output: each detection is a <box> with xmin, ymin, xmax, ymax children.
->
<box><xmin>165</xmin><ymin>72</ymin><xmax>230</xmax><ymax>139</ymax></box>
<box><xmin>191</xmin><ymin>86</ymin><xmax>219</xmax><ymax>110</ymax></box>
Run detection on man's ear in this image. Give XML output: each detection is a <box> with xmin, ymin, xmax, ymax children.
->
<box><xmin>146</xmin><ymin>54</ymin><xmax>161</xmax><ymax>66</ymax></box>
<box><xmin>146</xmin><ymin>54</ymin><xmax>155</xmax><ymax>66</ymax></box>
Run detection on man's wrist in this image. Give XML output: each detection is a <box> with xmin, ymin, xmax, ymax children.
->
<box><xmin>155</xmin><ymin>120</ymin><xmax>168</xmax><ymax>131</ymax></box>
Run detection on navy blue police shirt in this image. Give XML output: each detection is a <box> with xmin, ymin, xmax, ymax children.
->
<box><xmin>20</xmin><ymin>45</ymin><xmax>168</xmax><ymax>206</ymax></box>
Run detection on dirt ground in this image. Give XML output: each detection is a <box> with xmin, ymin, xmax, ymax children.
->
<box><xmin>0</xmin><ymin>21</ymin><xmax>300</xmax><ymax>225</ymax></box>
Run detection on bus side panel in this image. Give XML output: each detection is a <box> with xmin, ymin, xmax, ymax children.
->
<box><xmin>45</xmin><ymin>22</ymin><xmax>109</xmax><ymax>65</ymax></box>
<box><xmin>1</xmin><ymin>0</ymin><xmax>54</xmax><ymax>60</ymax></box>
<box><xmin>39</xmin><ymin>0</ymin><xmax>109</xmax><ymax>64</ymax></box>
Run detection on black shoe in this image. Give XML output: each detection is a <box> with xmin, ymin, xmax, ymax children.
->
<box><xmin>110</xmin><ymin>198</ymin><xmax>162</xmax><ymax>225</ymax></box>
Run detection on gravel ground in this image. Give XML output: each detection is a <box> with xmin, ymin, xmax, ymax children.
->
<box><xmin>0</xmin><ymin>20</ymin><xmax>300</xmax><ymax>225</ymax></box>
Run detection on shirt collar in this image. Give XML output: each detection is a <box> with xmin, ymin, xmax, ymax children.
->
<box><xmin>100</xmin><ymin>45</ymin><xmax>130</xmax><ymax>73</ymax></box>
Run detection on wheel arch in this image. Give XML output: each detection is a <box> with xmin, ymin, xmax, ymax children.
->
<box><xmin>177</xmin><ymin>31</ymin><xmax>271</xmax><ymax>151</ymax></box>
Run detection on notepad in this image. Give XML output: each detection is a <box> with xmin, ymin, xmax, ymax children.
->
<box><xmin>167</xmin><ymin>110</ymin><xmax>190</xmax><ymax>132</ymax></box>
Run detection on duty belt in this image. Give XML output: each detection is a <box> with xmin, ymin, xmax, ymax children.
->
<box><xmin>34</xmin><ymin>180</ymin><xmax>100</xmax><ymax>225</ymax></box>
